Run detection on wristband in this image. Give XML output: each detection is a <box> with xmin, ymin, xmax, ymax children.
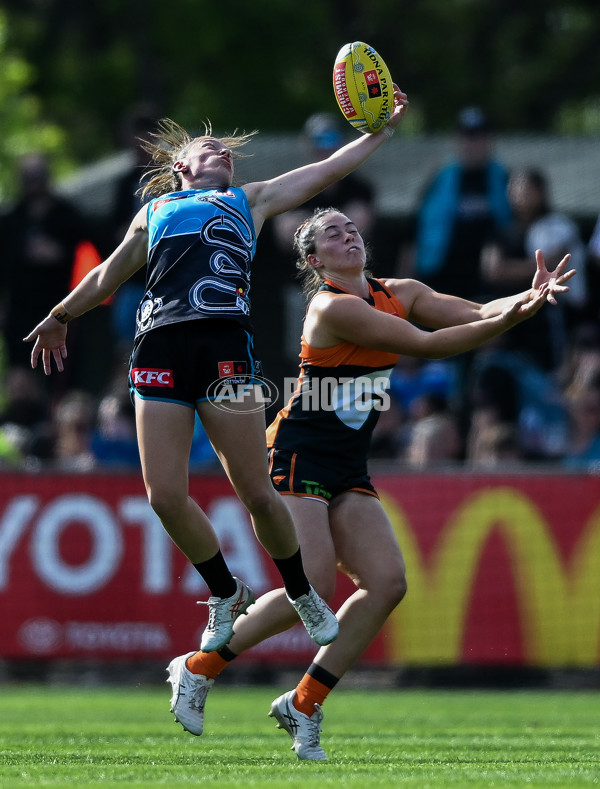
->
<box><xmin>51</xmin><ymin>302</ymin><xmax>73</xmax><ymax>324</ymax></box>
<box><xmin>381</xmin><ymin>125</ymin><xmax>395</xmax><ymax>139</ymax></box>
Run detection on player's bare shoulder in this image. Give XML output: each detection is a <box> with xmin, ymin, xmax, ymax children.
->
<box><xmin>130</xmin><ymin>202</ymin><xmax>150</xmax><ymax>234</ymax></box>
<box><xmin>383</xmin><ymin>277</ymin><xmax>428</xmax><ymax>304</ymax></box>
<box><xmin>307</xmin><ymin>289</ymin><xmax>372</xmax><ymax>335</ymax></box>
<box><xmin>304</xmin><ymin>290</ymin><xmax>361</xmax><ymax>347</ymax></box>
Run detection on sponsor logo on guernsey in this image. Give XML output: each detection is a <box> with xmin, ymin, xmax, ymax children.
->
<box><xmin>218</xmin><ymin>361</ymin><xmax>247</xmax><ymax>378</ymax></box>
<box><xmin>131</xmin><ymin>368</ymin><xmax>174</xmax><ymax>387</ymax></box>
<box><xmin>151</xmin><ymin>195</ymin><xmax>188</xmax><ymax>212</ymax></box>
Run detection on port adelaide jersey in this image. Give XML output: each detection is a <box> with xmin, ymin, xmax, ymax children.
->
<box><xmin>267</xmin><ymin>278</ymin><xmax>407</xmax><ymax>470</ymax></box>
<box><xmin>136</xmin><ymin>187</ymin><xmax>256</xmax><ymax>337</ymax></box>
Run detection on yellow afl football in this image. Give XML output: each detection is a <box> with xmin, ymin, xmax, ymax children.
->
<box><xmin>333</xmin><ymin>42</ymin><xmax>393</xmax><ymax>133</ymax></box>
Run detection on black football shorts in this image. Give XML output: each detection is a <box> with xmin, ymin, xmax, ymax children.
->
<box><xmin>128</xmin><ymin>319</ymin><xmax>263</xmax><ymax>408</ymax></box>
<box><xmin>268</xmin><ymin>446</ymin><xmax>378</xmax><ymax>504</ymax></box>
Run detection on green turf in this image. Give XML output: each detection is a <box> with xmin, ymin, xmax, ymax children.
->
<box><xmin>0</xmin><ymin>684</ymin><xmax>598</xmax><ymax>787</ymax></box>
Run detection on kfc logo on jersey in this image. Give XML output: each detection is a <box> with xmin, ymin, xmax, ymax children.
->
<box><xmin>218</xmin><ymin>361</ymin><xmax>247</xmax><ymax>378</ymax></box>
<box><xmin>131</xmin><ymin>368</ymin><xmax>174</xmax><ymax>387</ymax></box>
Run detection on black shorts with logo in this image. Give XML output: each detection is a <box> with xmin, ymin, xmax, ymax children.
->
<box><xmin>268</xmin><ymin>447</ymin><xmax>378</xmax><ymax>505</ymax></box>
<box><xmin>128</xmin><ymin>319</ymin><xmax>263</xmax><ymax>408</ymax></box>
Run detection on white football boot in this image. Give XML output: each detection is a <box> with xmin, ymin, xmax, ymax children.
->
<box><xmin>198</xmin><ymin>577</ymin><xmax>255</xmax><ymax>652</ymax></box>
<box><xmin>287</xmin><ymin>585</ymin><xmax>338</xmax><ymax>646</ymax></box>
<box><xmin>269</xmin><ymin>690</ymin><xmax>328</xmax><ymax>760</ymax></box>
<box><xmin>166</xmin><ymin>652</ymin><xmax>213</xmax><ymax>736</ymax></box>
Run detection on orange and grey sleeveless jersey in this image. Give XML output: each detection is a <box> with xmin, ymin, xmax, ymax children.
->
<box><xmin>266</xmin><ymin>277</ymin><xmax>406</xmax><ymax>471</ymax></box>
<box><xmin>136</xmin><ymin>187</ymin><xmax>256</xmax><ymax>338</ymax></box>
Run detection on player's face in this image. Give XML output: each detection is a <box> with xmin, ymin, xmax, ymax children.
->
<box><xmin>312</xmin><ymin>212</ymin><xmax>366</xmax><ymax>273</ymax></box>
<box><xmin>176</xmin><ymin>138</ymin><xmax>234</xmax><ymax>188</ymax></box>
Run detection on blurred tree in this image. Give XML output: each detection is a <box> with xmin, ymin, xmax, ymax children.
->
<box><xmin>0</xmin><ymin>10</ymin><xmax>72</xmax><ymax>201</ymax></box>
<box><xmin>0</xmin><ymin>0</ymin><xmax>599</xmax><ymax>193</ymax></box>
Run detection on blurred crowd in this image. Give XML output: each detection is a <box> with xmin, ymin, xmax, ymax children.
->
<box><xmin>1</xmin><ymin>106</ymin><xmax>599</xmax><ymax>473</ymax></box>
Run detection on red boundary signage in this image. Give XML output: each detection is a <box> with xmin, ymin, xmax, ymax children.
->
<box><xmin>1</xmin><ymin>472</ymin><xmax>598</xmax><ymax>667</ymax></box>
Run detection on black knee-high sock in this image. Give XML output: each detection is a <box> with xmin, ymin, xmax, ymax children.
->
<box><xmin>193</xmin><ymin>550</ymin><xmax>237</xmax><ymax>599</ymax></box>
<box><xmin>272</xmin><ymin>547</ymin><xmax>311</xmax><ymax>600</ymax></box>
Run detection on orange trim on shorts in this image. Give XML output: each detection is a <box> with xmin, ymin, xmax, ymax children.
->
<box><xmin>289</xmin><ymin>452</ymin><xmax>297</xmax><ymax>494</ymax></box>
<box><xmin>349</xmin><ymin>486</ymin><xmax>380</xmax><ymax>499</ymax></box>
<box><xmin>278</xmin><ymin>488</ymin><xmax>377</xmax><ymax>505</ymax></box>
<box><xmin>278</xmin><ymin>491</ymin><xmax>330</xmax><ymax>505</ymax></box>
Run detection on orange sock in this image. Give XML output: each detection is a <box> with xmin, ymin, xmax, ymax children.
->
<box><xmin>293</xmin><ymin>673</ymin><xmax>332</xmax><ymax>717</ymax></box>
<box><xmin>186</xmin><ymin>650</ymin><xmax>230</xmax><ymax>680</ymax></box>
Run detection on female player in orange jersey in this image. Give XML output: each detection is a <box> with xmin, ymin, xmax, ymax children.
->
<box><xmin>167</xmin><ymin>207</ymin><xmax>575</xmax><ymax>759</ymax></box>
<box><xmin>22</xmin><ymin>86</ymin><xmax>408</xmax><ymax>659</ymax></box>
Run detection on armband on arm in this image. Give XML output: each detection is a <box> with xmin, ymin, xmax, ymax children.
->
<box><xmin>50</xmin><ymin>302</ymin><xmax>73</xmax><ymax>324</ymax></box>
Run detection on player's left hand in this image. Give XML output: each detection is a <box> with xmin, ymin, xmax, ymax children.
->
<box><xmin>23</xmin><ymin>315</ymin><xmax>68</xmax><ymax>375</ymax></box>
<box><xmin>532</xmin><ymin>249</ymin><xmax>576</xmax><ymax>305</ymax></box>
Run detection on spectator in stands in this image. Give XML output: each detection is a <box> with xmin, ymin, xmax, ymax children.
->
<box><xmin>388</xmin><ymin>355</ymin><xmax>459</xmax><ymax>417</ymax></box>
<box><xmin>91</xmin><ymin>387</ymin><xmax>140</xmax><ymax>468</ymax></box>
<box><xmin>0</xmin><ymin>365</ymin><xmax>49</xmax><ymax>433</ymax></box>
<box><xmin>411</xmin><ymin>106</ymin><xmax>512</xmax><ymax>302</ymax></box>
<box><xmin>407</xmin><ymin>107</ymin><xmax>513</xmax><ymax>428</ymax></box>
<box><xmin>50</xmin><ymin>389</ymin><xmax>98</xmax><ymax>472</ymax></box>
<box><xmin>403</xmin><ymin>393</ymin><xmax>461</xmax><ymax>467</ymax></box>
<box><xmin>464</xmin><ymin>348</ymin><xmax>569</xmax><ymax>461</ymax></box>
<box><xmin>481</xmin><ymin>167</ymin><xmax>588</xmax><ymax>373</ymax></box>
<box><xmin>0</xmin><ymin>365</ymin><xmax>53</xmax><ymax>466</ymax></box>
<box><xmin>559</xmin><ymin>323</ymin><xmax>600</xmax><ymax>393</ymax></box>
<box><xmin>0</xmin><ymin>153</ymin><xmax>98</xmax><ymax>385</ymax></box>
<box><xmin>562</xmin><ymin>372</ymin><xmax>600</xmax><ymax>469</ymax></box>
<box><xmin>465</xmin><ymin>404</ymin><xmax>524</xmax><ymax>467</ymax></box>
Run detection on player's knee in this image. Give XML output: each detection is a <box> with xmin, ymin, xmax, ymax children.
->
<box><xmin>146</xmin><ymin>484</ymin><xmax>186</xmax><ymax>522</ymax></box>
<box><xmin>239</xmin><ymin>486</ymin><xmax>280</xmax><ymax>519</ymax></box>
<box><xmin>373</xmin><ymin>563</ymin><xmax>407</xmax><ymax>609</ymax></box>
<box><xmin>392</xmin><ymin>570</ymin><xmax>408</xmax><ymax>606</ymax></box>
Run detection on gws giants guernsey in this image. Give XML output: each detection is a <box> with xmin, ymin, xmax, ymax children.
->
<box><xmin>136</xmin><ymin>187</ymin><xmax>256</xmax><ymax>337</ymax></box>
<box><xmin>267</xmin><ymin>278</ymin><xmax>407</xmax><ymax>473</ymax></box>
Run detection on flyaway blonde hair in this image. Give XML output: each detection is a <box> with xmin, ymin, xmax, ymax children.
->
<box><xmin>139</xmin><ymin>118</ymin><xmax>258</xmax><ymax>201</ymax></box>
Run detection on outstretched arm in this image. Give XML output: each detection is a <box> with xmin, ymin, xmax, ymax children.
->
<box><xmin>245</xmin><ymin>85</ymin><xmax>409</xmax><ymax>230</ymax></box>
<box><xmin>23</xmin><ymin>206</ymin><xmax>149</xmax><ymax>375</ymax></box>
<box><xmin>306</xmin><ymin>285</ymin><xmax>549</xmax><ymax>360</ymax></box>
<box><xmin>385</xmin><ymin>249</ymin><xmax>576</xmax><ymax>329</ymax></box>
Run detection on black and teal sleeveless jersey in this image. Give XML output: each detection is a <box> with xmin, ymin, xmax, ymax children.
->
<box><xmin>135</xmin><ymin>187</ymin><xmax>256</xmax><ymax>337</ymax></box>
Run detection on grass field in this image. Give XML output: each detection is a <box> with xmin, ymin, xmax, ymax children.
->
<box><xmin>0</xmin><ymin>683</ymin><xmax>599</xmax><ymax>788</ymax></box>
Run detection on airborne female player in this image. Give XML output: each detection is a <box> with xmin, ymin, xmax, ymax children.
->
<box><xmin>23</xmin><ymin>88</ymin><xmax>409</xmax><ymax>659</ymax></box>
<box><xmin>168</xmin><ymin>207</ymin><xmax>575</xmax><ymax>759</ymax></box>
